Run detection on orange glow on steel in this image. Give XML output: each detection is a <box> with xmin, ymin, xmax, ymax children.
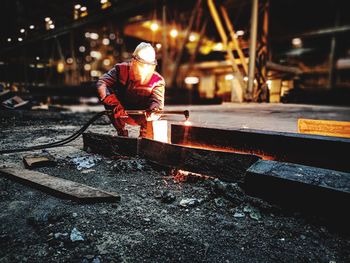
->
<box><xmin>177</xmin><ymin>143</ymin><xmax>276</xmax><ymax>161</ymax></box>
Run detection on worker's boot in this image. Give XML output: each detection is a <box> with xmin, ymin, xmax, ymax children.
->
<box><xmin>139</xmin><ymin>127</ymin><xmax>147</xmax><ymax>138</ymax></box>
<box><xmin>117</xmin><ymin>129</ymin><xmax>129</xmax><ymax>137</ymax></box>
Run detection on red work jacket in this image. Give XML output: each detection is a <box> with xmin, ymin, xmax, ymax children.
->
<box><xmin>96</xmin><ymin>62</ymin><xmax>165</xmax><ymax>110</ymax></box>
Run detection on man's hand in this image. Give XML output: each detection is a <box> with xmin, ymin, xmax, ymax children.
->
<box><xmin>102</xmin><ymin>94</ymin><xmax>120</xmax><ymax>107</ymax></box>
<box><xmin>145</xmin><ymin>109</ymin><xmax>161</xmax><ymax>121</ymax></box>
<box><xmin>113</xmin><ymin>105</ymin><xmax>127</xmax><ymax>119</ymax></box>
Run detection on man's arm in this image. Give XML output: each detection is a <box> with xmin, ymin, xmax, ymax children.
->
<box><xmin>148</xmin><ymin>77</ymin><xmax>165</xmax><ymax>111</ymax></box>
<box><xmin>96</xmin><ymin>65</ymin><xmax>126</xmax><ymax>118</ymax></box>
<box><xmin>96</xmin><ymin>66</ymin><xmax>119</xmax><ymax>102</ymax></box>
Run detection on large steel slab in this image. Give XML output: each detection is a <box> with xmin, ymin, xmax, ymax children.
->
<box><xmin>171</xmin><ymin>124</ymin><xmax>350</xmax><ymax>172</ymax></box>
<box><xmin>83</xmin><ymin>132</ymin><xmax>138</xmax><ymax>157</ymax></box>
<box><xmin>83</xmin><ymin>132</ymin><xmax>260</xmax><ymax>182</ymax></box>
<box><xmin>245</xmin><ymin>160</ymin><xmax>350</xmax><ymax>230</ymax></box>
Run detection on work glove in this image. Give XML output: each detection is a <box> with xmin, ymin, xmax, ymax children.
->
<box><xmin>102</xmin><ymin>94</ymin><xmax>127</xmax><ymax>119</ymax></box>
<box><xmin>101</xmin><ymin>94</ymin><xmax>120</xmax><ymax>107</ymax></box>
<box><xmin>145</xmin><ymin>108</ymin><xmax>161</xmax><ymax>121</ymax></box>
<box><xmin>113</xmin><ymin>104</ymin><xmax>127</xmax><ymax>119</ymax></box>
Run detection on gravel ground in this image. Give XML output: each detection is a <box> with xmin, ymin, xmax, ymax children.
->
<box><xmin>0</xmin><ymin>109</ymin><xmax>349</xmax><ymax>263</ymax></box>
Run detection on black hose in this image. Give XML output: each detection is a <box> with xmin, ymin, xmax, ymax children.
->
<box><xmin>0</xmin><ymin>110</ymin><xmax>110</xmax><ymax>154</ymax></box>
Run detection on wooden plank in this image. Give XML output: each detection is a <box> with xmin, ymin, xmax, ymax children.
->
<box><xmin>138</xmin><ymin>138</ymin><xmax>260</xmax><ymax>182</ymax></box>
<box><xmin>23</xmin><ymin>155</ymin><xmax>56</xmax><ymax>168</ymax></box>
<box><xmin>0</xmin><ymin>168</ymin><xmax>120</xmax><ymax>203</ymax></box>
<box><xmin>298</xmin><ymin>118</ymin><xmax>350</xmax><ymax>138</ymax></box>
<box><xmin>171</xmin><ymin>124</ymin><xmax>350</xmax><ymax>172</ymax></box>
<box><xmin>245</xmin><ymin>160</ymin><xmax>350</xmax><ymax>230</ymax></box>
<box><xmin>83</xmin><ymin>132</ymin><xmax>138</xmax><ymax>157</ymax></box>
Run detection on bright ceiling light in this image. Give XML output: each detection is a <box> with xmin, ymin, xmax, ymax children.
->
<box><xmin>236</xmin><ymin>30</ymin><xmax>244</xmax><ymax>36</ymax></box>
<box><xmin>102</xmin><ymin>38</ymin><xmax>110</xmax><ymax>45</ymax></box>
<box><xmin>90</xmin><ymin>33</ymin><xmax>99</xmax><ymax>40</ymax></box>
<box><xmin>150</xmin><ymin>22</ymin><xmax>159</xmax><ymax>32</ymax></box>
<box><xmin>189</xmin><ymin>33</ymin><xmax>197</xmax><ymax>42</ymax></box>
<box><xmin>170</xmin><ymin>29</ymin><xmax>178</xmax><ymax>38</ymax></box>
<box><xmin>184</xmin><ymin>76</ymin><xmax>199</xmax><ymax>85</ymax></box>
<box><xmin>225</xmin><ymin>74</ymin><xmax>234</xmax><ymax>80</ymax></box>
<box><xmin>292</xmin><ymin>38</ymin><xmax>302</xmax><ymax>48</ymax></box>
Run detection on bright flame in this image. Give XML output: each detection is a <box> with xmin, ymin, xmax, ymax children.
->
<box><xmin>152</xmin><ymin>120</ymin><xmax>168</xmax><ymax>143</ymax></box>
<box><xmin>184</xmin><ymin>120</ymin><xmax>192</xmax><ymax>126</ymax></box>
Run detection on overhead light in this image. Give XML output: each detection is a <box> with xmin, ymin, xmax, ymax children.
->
<box><xmin>49</xmin><ymin>24</ymin><xmax>55</xmax><ymax>29</ymax></box>
<box><xmin>20</xmin><ymin>28</ymin><xmax>25</xmax><ymax>33</ymax></box>
<box><xmin>90</xmin><ymin>51</ymin><xmax>102</xmax><ymax>59</ymax></box>
<box><xmin>225</xmin><ymin>74</ymin><xmax>234</xmax><ymax>80</ymax></box>
<box><xmin>80</xmin><ymin>6</ymin><xmax>87</xmax><ymax>12</ymax></box>
<box><xmin>7</xmin><ymin>38</ymin><xmax>11</xmax><ymax>42</ymax></box>
<box><xmin>84</xmin><ymin>64</ymin><xmax>91</xmax><ymax>71</ymax></box>
<box><xmin>292</xmin><ymin>38</ymin><xmax>302</xmax><ymax>48</ymax></box>
<box><xmin>170</xmin><ymin>29</ymin><xmax>178</xmax><ymax>38</ymax></box>
<box><xmin>74</xmin><ymin>4</ymin><xmax>81</xmax><ymax>9</ymax></box>
<box><xmin>66</xmin><ymin>58</ymin><xmax>74</xmax><ymax>64</ymax></box>
<box><xmin>156</xmin><ymin>43</ymin><xmax>161</xmax><ymax>49</ymax></box>
<box><xmin>36</xmin><ymin>56</ymin><xmax>40</xmax><ymax>61</ymax></box>
<box><xmin>90</xmin><ymin>70</ymin><xmax>102</xmax><ymax>77</ymax></box>
<box><xmin>57</xmin><ymin>62</ymin><xmax>65</xmax><ymax>73</ymax></box>
<box><xmin>85</xmin><ymin>32</ymin><xmax>90</xmax><ymax>38</ymax></box>
<box><xmin>243</xmin><ymin>76</ymin><xmax>248</xmax><ymax>81</ymax></box>
<box><xmin>102</xmin><ymin>38</ymin><xmax>110</xmax><ymax>45</ymax></box>
<box><xmin>90</xmin><ymin>33</ymin><xmax>99</xmax><ymax>40</ymax></box>
<box><xmin>189</xmin><ymin>33</ymin><xmax>197</xmax><ymax>42</ymax></box>
<box><xmin>18</xmin><ymin>37</ymin><xmax>23</xmax><ymax>42</ymax></box>
<box><xmin>45</xmin><ymin>17</ymin><xmax>51</xmax><ymax>22</ymax></box>
<box><xmin>100</xmin><ymin>0</ymin><xmax>108</xmax><ymax>4</ymax></box>
<box><xmin>103</xmin><ymin>59</ymin><xmax>111</xmax><ymax>66</ymax></box>
<box><xmin>79</xmin><ymin>46</ymin><xmax>86</xmax><ymax>52</ymax></box>
<box><xmin>29</xmin><ymin>25</ymin><xmax>35</xmax><ymax>29</ymax></box>
<box><xmin>109</xmin><ymin>33</ymin><xmax>115</xmax><ymax>40</ymax></box>
<box><xmin>150</xmin><ymin>22</ymin><xmax>159</xmax><ymax>32</ymax></box>
<box><xmin>236</xmin><ymin>30</ymin><xmax>244</xmax><ymax>36</ymax></box>
<box><xmin>184</xmin><ymin>76</ymin><xmax>199</xmax><ymax>85</ymax></box>
<box><xmin>213</xmin><ymin>42</ymin><xmax>224</xmax><ymax>51</ymax></box>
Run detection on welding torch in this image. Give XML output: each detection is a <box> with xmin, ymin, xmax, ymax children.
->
<box><xmin>121</xmin><ymin>109</ymin><xmax>190</xmax><ymax>121</ymax></box>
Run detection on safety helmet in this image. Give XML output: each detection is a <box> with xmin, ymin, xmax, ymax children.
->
<box><xmin>132</xmin><ymin>42</ymin><xmax>157</xmax><ymax>66</ymax></box>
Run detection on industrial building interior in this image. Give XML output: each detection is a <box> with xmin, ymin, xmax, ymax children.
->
<box><xmin>0</xmin><ymin>1</ymin><xmax>350</xmax><ymax>263</ymax></box>
<box><xmin>1</xmin><ymin>0</ymin><xmax>349</xmax><ymax>107</ymax></box>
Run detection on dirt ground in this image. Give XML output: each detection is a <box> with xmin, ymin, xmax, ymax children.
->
<box><xmin>0</xmin><ymin>108</ymin><xmax>349</xmax><ymax>263</ymax></box>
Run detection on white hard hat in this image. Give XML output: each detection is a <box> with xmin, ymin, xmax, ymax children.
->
<box><xmin>132</xmin><ymin>42</ymin><xmax>157</xmax><ymax>65</ymax></box>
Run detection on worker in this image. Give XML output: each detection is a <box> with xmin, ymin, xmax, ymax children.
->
<box><xmin>96</xmin><ymin>42</ymin><xmax>165</xmax><ymax>137</ymax></box>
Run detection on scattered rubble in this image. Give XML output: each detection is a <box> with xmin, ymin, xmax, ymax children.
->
<box><xmin>0</xmin><ymin>110</ymin><xmax>349</xmax><ymax>262</ymax></box>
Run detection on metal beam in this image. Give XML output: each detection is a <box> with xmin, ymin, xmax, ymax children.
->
<box><xmin>220</xmin><ymin>6</ymin><xmax>248</xmax><ymax>75</ymax></box>
<box><xmin>207</xmin><ymin>0</ymin><xmax>245</xmax><ymax>102</ymax></box>
<box><xmin>0</xmin><ymin>0</ymin><xmax>152</xmax><ymax>56</ymax></box>
<box><xmin>168</xmin><ymin>0</ymin><xmax>202</xmax><ymax>88</ymax></box>
<box><xmin>247</xmin><ymin>0</ymin><xmax>258</xmax><ymax>100</ymax></box>
<box><xmin>272</xmin><ymin>25</ymin><xmax>350</xmax><ymax>42</ymax></box>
